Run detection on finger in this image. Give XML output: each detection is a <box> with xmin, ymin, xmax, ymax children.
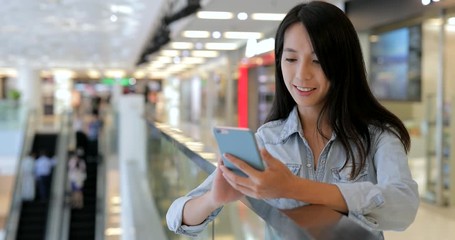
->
<box><xmin>223</xmin><ymin>176</ymin><xmax>260</xmax><ymax>199</ymax></box>
<box><xmin>221</xmin><ymin>165</ymin><xmax>250</xmax><ymax>186</ymax></box>
<box><xmin>224</xmin><ymin>153</ymin><xmax>260</xmax><ymax>178</ymax></box>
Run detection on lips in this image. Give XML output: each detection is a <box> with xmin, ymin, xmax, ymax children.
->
<box><xmin>295</xmin><ymin>86</ymin><xmax>315</xmax><ymax>92</ymax></box>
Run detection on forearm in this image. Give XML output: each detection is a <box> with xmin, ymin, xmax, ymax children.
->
<box><xmin>182</xmin><ymin>191</ymin><xmax>221</xmax><ymax>226</ymax></box>
<box><xmin>286</xmin><ymin>177</ymin><xmax>348</xmax><ymax>213</ymax></box>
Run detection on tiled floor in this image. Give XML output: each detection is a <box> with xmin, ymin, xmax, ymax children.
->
<box><xmin>384</xmin><ymin>202</ymin><xmax>455</xmax><ymax>240</ymax></box>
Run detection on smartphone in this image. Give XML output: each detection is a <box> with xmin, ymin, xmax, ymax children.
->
<box><xmin>213</xmin><ymin>126</ymin><xmax>265</xmax><ymax>177</ymax></box>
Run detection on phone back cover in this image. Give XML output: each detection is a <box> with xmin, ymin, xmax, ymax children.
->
<box><xmin>213</xmin><ymin>127</ymin><xmax>264</xmax><ymax>172</ymax></box>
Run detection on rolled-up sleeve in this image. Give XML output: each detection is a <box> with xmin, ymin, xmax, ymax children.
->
<box><xmin>335</xmin><ymin>131</ymin><xmax>419</xmax><ymax>231</ymax></box>
<box><xmin>166</xmin><ymin>172</ymin><xmax>223</xmax><ymax>237</ymax></box>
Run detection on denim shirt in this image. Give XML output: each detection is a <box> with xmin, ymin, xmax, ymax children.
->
<box><xmin>167</xmin><ymin>107</ymin><xmax>419</xmax><ymax>238</ymax></box>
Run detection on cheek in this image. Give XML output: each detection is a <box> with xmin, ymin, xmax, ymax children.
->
<box><xmin>281</xmin><ymin>66</ymin><xmax>292</xmax><ymax>83</ymax></box>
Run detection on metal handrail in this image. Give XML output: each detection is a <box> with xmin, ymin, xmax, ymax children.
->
<box><xmin>45</xmin><ymin>111</ymin><xmax>71</xmax><ymax>240</ymax></box>
<box><xmin>95</xmin><ymin>150</ymin><xmax>107</xmax><ymax>240</ymax></box>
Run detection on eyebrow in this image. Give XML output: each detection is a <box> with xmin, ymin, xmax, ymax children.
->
<box><xmin>283</xmin><ymin>48</ymin><xmax>297</xmax><ymax>53</ymax></box>
<box><xmin>283</xmin><ymin>48</ymin><xmax>316</xmax><ymax>55</ymax></box>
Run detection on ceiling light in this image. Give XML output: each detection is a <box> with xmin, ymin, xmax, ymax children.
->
<box><xmin>205</xmin><ymin>43</ymin><xmax>238</xmax><ymax>50</ymax></box>
<box><xmin>224</xmin><ymin>31</ymin><xmax>263</xmax><ymax>39</ymax></box>
<box><xmin>181</xmin><ymin>57</ymin><xmax>205</xmax><ymax>64</ymax></box>
<box><xmin>133</xmin><ymin>71</ymin><xmax>146</xmax><ymax>79</ymax></box>
<box><xmin>104</xmin><ymin>70</ymin><xmax>126</xmax><ymax>78</ymax></box>
<box><xmin>160</xmin><ymin>50</ymin><xmax>180</xmax><ymax>57</ymax></box>
<box><xmin>251</xmin><ymin>13</ymin><xmax>286</xmax><ymax>21</ymax></box>
<box><xmin>212</xmin><ymin>31</ymin><xmax>221</xmax><ymax>39</ymax></box>
<box><xmin>182</xmin><ymin>30</ymin><xmax>210</xmax><ymax>38</ymax></box>
<box><xmin>170</xmin><ymin>42</ymin><xmax>194</xmax><ymax>49</ymax></box>
<box><xmin>149</xmin><ymin>71</ymin><xmax>169</xmax><ymax>79</ymax></box>
<box><xmin>197</xmin><ymin>11</ymin><xmax>233</xmax><ymax>19</ymax></box>
<box><xmin>110</xmin><ymin>15</ymin><xmax>118</xmax><ymax>22</ymax></box>
<box><xmin>53</xmin><ymin>69</ymin><xmax>75</xmax><ymax>79</ymax></box>
<box><xmin>87</xmin><ymin>70</ymin><xmax>101</xmax><ymax>78</ymax></box>
<box><xmin>110</xmin><ymin>5</ymin><xmax>133</xmax><ymax>14</ymax></box>
<box><xmin>156</xmin><ymin>56</ymin><xmax>172</xmax><ymax>64</ymax></box>
<box><xmin>237</xmin><ymin>12</ymin><xmax>248</xmax><ymax>20</ymax></box>
<box><xmin>149</xmin><ymin>61</ymin><xmax>166</xmax><ymax>68</ymax></box>
<box><xmin>41</xmin><ymin>70</ymin><xmax>52</xmax><ymax>78</ymax></box>
<box><xmin>167</xmin><ymin>64</ymin><xmax>189</xmax><ymax>73</ymax></box>
<box><xmin>0</xmin><ymin>68</ymin><xmax>17</xmax><ymax>77</ymax></box>
<box><xmin>191</xmin><ymin>50</ymin><xmax>219</xmax><ymax>58</ymax></box>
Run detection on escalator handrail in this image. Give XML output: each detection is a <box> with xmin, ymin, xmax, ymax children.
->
<box><xmin>45</xmin><ymin>111</ymin><xmax>71</xmax><ymax>240</ymax></box>
<box><xmin>95</xmin><ymin>150</ymin><xmax>107</xmax><ymax>240</ymax></box>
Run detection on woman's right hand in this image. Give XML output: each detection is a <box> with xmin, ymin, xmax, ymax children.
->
<box><xmin>209</xmin><ymin>158</ymin><xmax>244</xmax><ymax>208</ymax></box>
<box><xmin>181</xmin><ymin>158</ymin><xmax>244</xmax><ymax>226</ymax></box>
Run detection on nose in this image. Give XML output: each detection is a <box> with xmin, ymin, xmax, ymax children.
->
<box><xmin>296</xmin><ymin>59</ymin><xmax>313</xmax><ymax>81</ymax></box>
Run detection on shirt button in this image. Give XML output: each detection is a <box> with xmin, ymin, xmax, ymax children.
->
<box><xmin>306</xmin><ymin>163</ymin><xmax>312</xmax><ymax>168</ymax></box>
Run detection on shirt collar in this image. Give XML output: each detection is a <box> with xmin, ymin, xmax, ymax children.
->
<box><xmin>279</xmin><ymin>106</ymin><xmax>337</xmax><ymax>141</ymax></box>
<box><xmin>279</xmin><ymin>106</ymin><xmax>302</xmax><ymax>140</ymax></box>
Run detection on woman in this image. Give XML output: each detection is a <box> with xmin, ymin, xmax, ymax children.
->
<box><xmin>166</xmin><ymin>1</ymin><xmax>419</xmax><ymax>238</ymax></box>
<box><xmin>68</xmin><ymin>150</ymin><xmax>87</xmax><ymax>208</ymax></box>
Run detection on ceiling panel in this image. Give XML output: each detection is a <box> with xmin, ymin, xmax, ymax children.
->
<box><xmin>0</xmin><ymin>0</ymin><xmax>166</xmax><ymax>71</ymax></box>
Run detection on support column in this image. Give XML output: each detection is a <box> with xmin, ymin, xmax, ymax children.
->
<box><xmin>53</xmin><ymin>70</ymin><xmax>74</xmax><ymax>114</ymax></box>
<box><xmin>17</xmin><ymin>66</ymin><xmax>41</xmax><ymax>112</ymax></box>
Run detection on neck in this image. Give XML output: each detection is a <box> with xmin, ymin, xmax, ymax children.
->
<box><xmin>298</xmin><ymin>108</ymin><xmax>331</xmax><ymax>139</ymax></box>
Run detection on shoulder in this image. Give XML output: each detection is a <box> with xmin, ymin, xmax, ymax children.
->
<box><xmin>367</xmin><ymin>125</ymin><xmax>405</xmax><ymax>152</ymax></box>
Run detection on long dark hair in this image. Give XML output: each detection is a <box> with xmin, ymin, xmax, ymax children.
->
<box><xmin>266</xmin><ymin>1</ymin><xmax>410</xmax><ymax>178</ymax></box>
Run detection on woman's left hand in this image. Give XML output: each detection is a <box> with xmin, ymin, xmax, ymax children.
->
<box><xmin>219</xmin><ymin>148</ymin><xmax>297</xmax><ymax>199</ymax></box>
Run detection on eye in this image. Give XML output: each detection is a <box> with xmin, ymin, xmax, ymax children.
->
<box><xmin>312</xmin><ymin>59</ymin><xmax>320</xmax><ymax>64</ymax></box>
<box><xmin>285</xmin><ymin>58</ymin><xmax>297</xmax><ymax>63</ymax></box>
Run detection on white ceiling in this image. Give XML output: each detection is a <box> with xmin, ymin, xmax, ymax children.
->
<box><xmin>0</xmin><ymin>0</ymin><xmax>346</xmax><ymax>79</ymax></box>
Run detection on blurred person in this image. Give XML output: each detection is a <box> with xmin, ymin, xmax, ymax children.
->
<box><xmin>34</xmin><ymin>150</ymin><xmax>53</xmax><ymax>201</ymax></box>
<box><xmin>87</xmin><ymin>113</ymin><xmax>102</xmax><ymax>158</ymax></box>
<box><xmin>68</xmin><ymin>149</ymin><xmax>87</xmax><ymax>209</ymax></box>
<box><xmin>166</xmin><ymin>2</ymin><xmax>419</xmax><ymax>239</ymax></box>
<box><xmin>21</xmin><ymin>151</ymin><xmax>36</xmax><ymax>201</ymax></box>
<box><xmin>74</xmin><ymin>113</ymin><xmax>88</xmax><ymax>156</ymax></box>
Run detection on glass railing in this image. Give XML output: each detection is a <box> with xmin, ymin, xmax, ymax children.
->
<box><xmin>146</xmin><ymin>122</ymin><xmax>380</xmax><ymax>240</ymax></box>
<box><xmin>1</xmin><ymin>103</ymin><xmax>33</xmax><ymax>240</ymax></box>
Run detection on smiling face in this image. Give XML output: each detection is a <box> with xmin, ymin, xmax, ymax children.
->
<box><xmin>280</xmin><ymin>22</ymin><xmax>330</xmax><ymax>116</ymax></box>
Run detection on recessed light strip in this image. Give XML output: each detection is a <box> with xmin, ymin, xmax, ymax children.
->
<box><xmin>197</xmin><ymin>11</ymin><xmax>233</xmax><ymax>19</ymax></box>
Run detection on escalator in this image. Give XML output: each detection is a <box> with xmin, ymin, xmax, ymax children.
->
<box><xmin>68</xmin><ymin>157</ymin><xmax>99</xmax><ymax>240</ymax></box>
<box><xmin>15</xmin><ymin>133</ymin><xmax>58</xmax><ymax>240</ymax></box>
<box><xmin>15</xmin><ymin>201</ymin><xmax>49</xmax><ymax>240</ymax></box>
